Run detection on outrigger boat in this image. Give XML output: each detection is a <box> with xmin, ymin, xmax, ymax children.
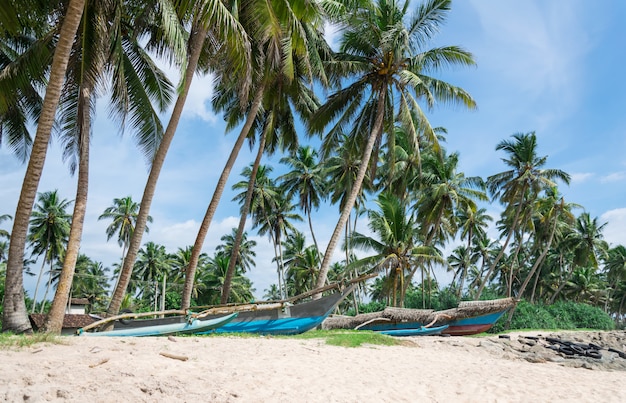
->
<box><xmin>98</xmin><ymin>275</ymin><xmax>370</xmax><ymax>336</ymax></box>
<box><xmin>323</xmin><ymin>297</ymin><xmax>516</xmax><ymax>336</ymax></box>
<box><xmin>77</xmin><ymin>312</ymin><xmax>238</xmax><ymax>337</ymax></box>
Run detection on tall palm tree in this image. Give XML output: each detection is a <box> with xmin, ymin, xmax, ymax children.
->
<box><xmin>3</xmin><ymin>0</ymin><xmax>86</xmax><ymax>334</ymax></box>
<box><xmin>45</xmin><ymin>0</ymin><xmax>180</xmax><ymax>333</ymax></box>
<box><xmin>183</xmin><ymin>0</ymin><xmax>328</xmax><ymax>306</ymax></box>
<box><xmin>27</xmin><ymin>190</ymin><xmax>71</xmax><ymax>313</ymax></box>
<box><xmin>309</xmin><ymin>0</ymin><xmax>476</xmax><ymax>293</ymax></box>
<box><xmin>108</xmin><ymin>0</ymin><xmax>250</xmax><ymax>316</ymax></box>
<box><xmin>254</xmin><ymin>190</ymin><xmax>302</xmax><ymax>299</ymax></box>
<box><xmin>278</xmin><ymin>146</ymin><xmax>326</xmax><ymax>262</ymax></box>
<box><xmin>98</xmin><ymin>196</ymin><xmax>152</xmax><ymax>289</ymax></box>
<box><xmin>475</xmin><ymin>132</ymin><xmax>571</xmax><ymax>299</ymax></box>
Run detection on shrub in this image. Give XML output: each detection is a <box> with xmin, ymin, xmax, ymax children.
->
<box><xmin>490</xmin><ymin>300</ymin><xmax>615</xmax><ymax>333</ymax></box>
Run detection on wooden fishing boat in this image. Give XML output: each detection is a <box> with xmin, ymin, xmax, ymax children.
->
<box><xmin>377</xmin><ymin>325</ymin><xmax>449</xmax><ymax>337</ymax></box>
<box><xmin>77</xmin><ymin>312</ymin><xmax>238</xmax><ymax>337</ymax></box>
<box><xmin>110</xmin><ymin>282</ymin><xmax>360</xmax><ymax>336</ymax></box>
<box><xmin>323</xmin><ymin>297</ymin><xmax>516</xmax><ymax>336</ymax></box>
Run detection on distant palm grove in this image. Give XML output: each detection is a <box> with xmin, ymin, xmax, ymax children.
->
<box><xmin>1</xmin><ymin>0</ymin><xmax>625</xmax><ymax>334</ymax></box>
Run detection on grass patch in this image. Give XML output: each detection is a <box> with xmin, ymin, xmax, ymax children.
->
<box><xmin>0</xmin><ymin>332</ymin><xmax>60</xmax><ymax>349</ymax></box>
<box><xmin>293</xmin><ymin>329</ymin><xmax>400</xmax><ymax>347</ymax></box>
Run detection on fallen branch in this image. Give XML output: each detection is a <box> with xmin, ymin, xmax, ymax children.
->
<box><xmin>89</xmin><ymin>358</ymin><xmax>110</xmax><ymax>368</ymax></box>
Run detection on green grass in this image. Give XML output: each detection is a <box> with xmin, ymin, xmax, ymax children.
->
<box><xmin>0</xmin><ymin>332</ymin><xmax>60</xmax><ymax>349</ymax></box>
<box><xmin>292</xmin><ymin>329</ymin><xmax>401</xmax><ymax>347</ymax></box>
<box><xmin>194</xmin><ymin>329</ymin><xmax>402</xmax><ymax>347</ymax></box>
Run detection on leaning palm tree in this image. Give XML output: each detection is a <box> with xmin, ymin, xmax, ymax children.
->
<box><xmin>44</xmin><ymin>0</ymin><xmax>180</xmax><ymax>333</ymax></box>
<box><xmin>107</xmin><ymin>0</ymin><xmax>251</xmax><ymax>316</ymax></box>
<box><xmin>475</xmin><ymin>132</ymin><xmax>571</xmax><ymax>299</ymax></box>
<box><xmin>309</xmin><ymin>0</ymin><xmax>476</xmax><ymax>293</ymax></box>
<box><xmin>183</xmin><ymin>0</ymin><xmax>331</xmax><ymax>307</ymax></box>
<box><xmin>3</xmin><ymin>0</ymin><xmax>86</xmax><ymax>334</ymax></box>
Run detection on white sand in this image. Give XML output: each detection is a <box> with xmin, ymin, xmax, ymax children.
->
<box><xmin>1</xmin><ymin>333</ymin><xmax>625</xmax><ymax>402</ymax></box>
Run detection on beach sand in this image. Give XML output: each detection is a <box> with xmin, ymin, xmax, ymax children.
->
<box><xmin>1</xmin><ymin>331</ymin><xmax>625</xmax><ymax>402</ymax></box>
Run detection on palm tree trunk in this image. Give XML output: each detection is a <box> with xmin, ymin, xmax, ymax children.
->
<box><xmin>44</xmin><ymin>84</ymin><xmax>92</xmax><ymax>333</ymax></box>
<box><xmin>507</xmin><ymin>228</ymin><xmax>526</xmax><ymax>298</ymax></box>
<box><xmin>475</xmin><ymin>187</ymin><xmax>527</xmax><ymax>300</ymax></box>
<box><xmin>220</xmin><ymin>128</ymin><xmax>267</xmax><ymax>304</ymax></box>
<box><xmin>308</xmin><ymin>212</ymin><xmax>323</xmax><ymax>268</ymax></box>
<box><xmin>505</xmin><ymin>216</ymin><xmax>558</xmax><ymax>329</ymax></box>
<box><xmin>313</xmin><ymin>90</ymin><xmax>386</xmax><ymax>296</ymax></box>
<box><xmin>518</xmin><ymin>215</ymin><xmax>558</xmax><ymax>298</ymax></box>
<box><xmin>31</xmin><ymin>254</ymin><xmax>48</xmax><ymax>312</ymax></box>
<box><xmin>108</xmin><ymin>23</ymin><xmax>207</xmax><ymax>315</ymax></box>
<box><xmin>2</xmin><ymin>0</ymin><xmax>85</xmax><ymax>334</ymax></box>
<box><xmin>181</xmin><ymin>86</ymin><xmax>264</xmax><ymax>308</ymax></box>
<box><xmin>39</xmin><ymin>262</ymin><xmax>54</xmax><ymax>313</ymax></box>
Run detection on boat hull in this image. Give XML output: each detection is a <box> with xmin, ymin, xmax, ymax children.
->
<box><xmin>78</xmin><ymin>313</ymin><xmax>238</xmax><ymax>337</ymax></box>
<box><xmin>378</xmin><ymin>325</ymin><xmax>449</xmax><ymax>337</ymax></box>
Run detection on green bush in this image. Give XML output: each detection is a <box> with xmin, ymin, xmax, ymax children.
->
<box><xmin>490</xmin><ymin>300</ymin><xmax>615</xmax><ymax>333</ymax></box>
<box><xmin>546</xmin><ymin>301</ymin><xmax>615</xmax><ymax>330</ymax></box>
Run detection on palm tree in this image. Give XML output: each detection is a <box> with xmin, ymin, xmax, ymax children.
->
<box><xmin>564</xmin><ymin>212</ymin><xmax>608</xmax><ymax>270</ymax></box>
<box><xmin>0</xmin><ymin>214</ymin><xmax>11</xmax><ymax>240</ymax></box>
<box><xmin>3</xmin><ymin>0</ymin><xmax>86</xmax><ymax>334</ymax></box>
<box><xmin>45</xmin><ymin>0</ymin><xmax>180</xmax><ymax>333</ymax></box>
<box><xmin>133</xmin><ymin>241</ymin><xmax>173</xmax><ymax>310</ymax></box>
<box><xmin>516</xmin><ymin>188</ymin><xmax>577</xmax><ymax>299</ymax></box>
<box><xmin>108</xmin><ymin>0</ymin><xmax>250</xmax><ymax>316</ymax></box>
<box><xmin>448</xmin><ymin>245</ymin><xmax>478</xmax><ymax>298</ymax></box>
<box><xmin>416</xmin><ymin>150</ymin><xmax>487</xmax><ymax>245</ymax></box>
<box><xmin>196</xmin><ymin>252</ymin><xmax>254</xmax><ymax>305</ymax></box>
<box><xmin>180</xmin><ymin>0</ymin><xmax>331</xmax><ymax>308</ymax></box>
<box><xmin>605</xmin><ymin>245</ymin><xmax>626</xmax><ymax>313</ymax></box>
<box><xmin>278</xmin><ymin>146</ymin><xmax>326</xmax><ymax>260</ymax></box>
<box><xmin>98</xmin><ymin>196</ymin><xmax>152</xmax><ymax>289</ymax></box>
<box><xmin>476</xmin><ymin>132</ymin><xmax>571</xmax><ymax>299</ymax></box>
<box><xmin>215</xmin><ymin>229</ymin><xmax>257</xmax><ymax>274</ymax></box>
<box><xmin>27</xmin><ymin>190</ymin><xmax>71</xmax><ymax>313</ymax></box>
<box><xmin>309</xmin><ymin>0</ymin><xmax>476</xmax><ymax>293</ymax></box>
<box><xmin>253</xmin><ymin>190</ymin><xmax>302</xmax><ymax>299</ymax></box>
<box><xmin>348</xmin><ymin>192</ymin><xmax>443</xmax><ymax>306</ymax></box>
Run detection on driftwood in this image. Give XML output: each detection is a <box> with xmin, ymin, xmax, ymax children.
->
<box><xmin>89</xmin><ymin>358</ymin><xmax>110</xmax><ymax>368</ymax></box>
<box><xmin>159</xmin><ymin>352</ymin><xmax>188</xmax><ymax>361</ymax></box>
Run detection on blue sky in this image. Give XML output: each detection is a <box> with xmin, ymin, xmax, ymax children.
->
<box><xmin>1</xmin><ymin>0</ymin><xmax>626</xmax><ymax>299</ymax></box>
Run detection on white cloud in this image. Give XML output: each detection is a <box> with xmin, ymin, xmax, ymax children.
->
<box><xmin>601</xmin><ymin>208</ymin><xmax>626</xmax><ymax>247</ymax></box>
<box><xmin>570</xmin><ymin>172</ymin><xmax>594</xmax><ymax>183</ymax></box>
<box><xmin>600</xmin><ymin>172</ymin><xmax>626</xmax><ymax>183</ymax></box>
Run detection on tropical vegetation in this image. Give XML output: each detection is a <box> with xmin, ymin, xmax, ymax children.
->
<box><xmin>1</xmin><ymin>0</ymin><xmax>625</xmax><ymax>335</ymax></box>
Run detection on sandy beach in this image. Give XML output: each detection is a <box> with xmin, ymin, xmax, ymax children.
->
<box><xmin>1</xmin><ymin>331</ymin><xmax>625</xmax><ymax>402</ymax></box>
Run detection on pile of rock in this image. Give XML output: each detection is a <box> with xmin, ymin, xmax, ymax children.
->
<box><xmin>475</xmin><ymin>331</ymin><xmax>626</xmax><ymax>371</ymax></box>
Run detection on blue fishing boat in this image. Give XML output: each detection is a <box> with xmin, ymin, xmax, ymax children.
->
<box><xmin>77</xmin><ymin>313</ymin><xmax>238</xmax><ymax>337</ymax></box>
<box><xmin>113</xmin><ymin>284</ymin><xmax>357</xmax><ymax>336</ymax></box>
<box><xmin>377</xmin><ymin>325</ymin><xmax>449</xmax><ymax>337</ymax></box>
